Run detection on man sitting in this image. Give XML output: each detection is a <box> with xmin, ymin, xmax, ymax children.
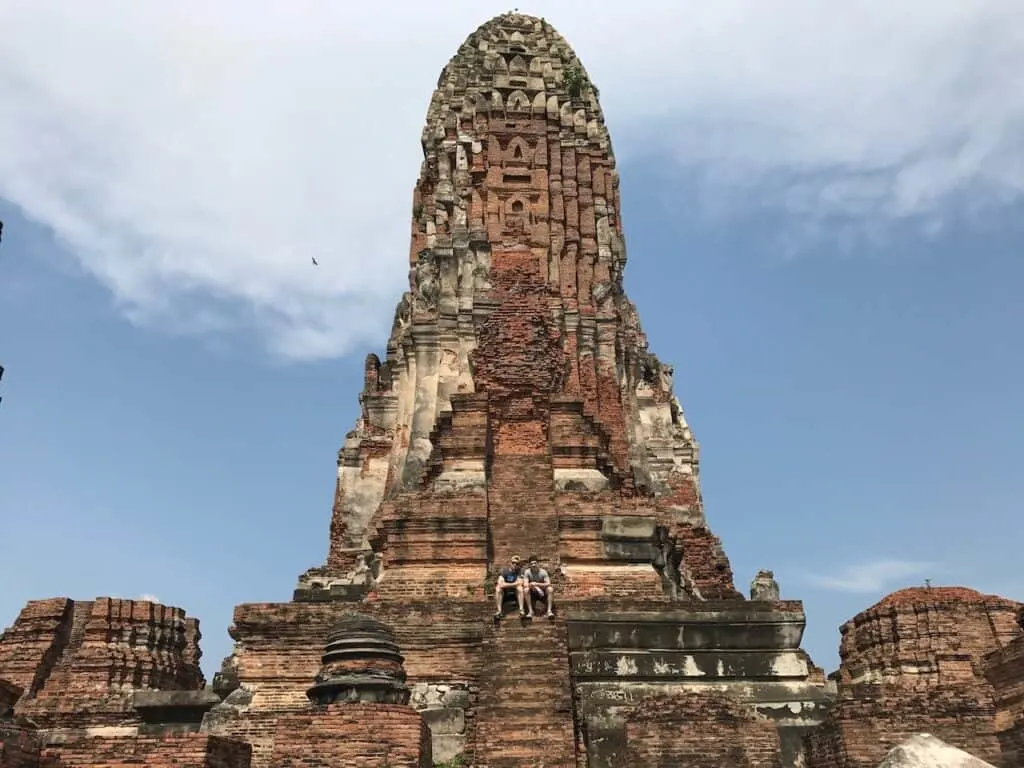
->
<box><xmin>494</xmin><ymin>555</ymin><xmax>525</xmax><ymax>619</ymax></box>
<box><xmin>522</xmin><ymin>555</ymin><xmax>555</xmax><ymax>619</ymax></box>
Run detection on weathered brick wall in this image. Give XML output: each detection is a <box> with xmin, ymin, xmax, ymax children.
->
<box><xmin>1</xmin><ymin>724</ymin><xmax>42</xmax><ymax>768</ymax></box>
<box><xmin>369</xmin><ymin>494</ymin><xmax>488</xmax><ymax>599</ymax></box>
<box><xmin>655</xmin><ymin>473</ymin><xmax>742</xmax><ymax>600</ymax></box>
<box><xmin>985</xmin><ymin>629</ymin><xmax>1024</xmax><ymax>767</ymax></box>
<box><xmin>38</xmin><ymin>733</ymin><xmax>251</xmax><ymax>768</ymax></box>
<box><xmin>12</xmin><ymin>598</ymin><xmax>204</xmax><ymax>728</ymax></box>
<box><xmin>474</xmin><ymin>620</ymin><xmax>575</xmax><ymax>767</ymax></box>
<box><xmin>0</xmin><ymin>681</ymin><xmax>22</xmax><ymax>718</ymax></box>
<box><xmin>624</xmin><ymin>692</ymin><xmax>783</xmax><ymax>767</ymax></box>
<box><xmin>994</xmin><ymin>720</ymin><xmax>1024</xmax><ymax>768</ymax></box>
<box><xmin>838</xmin><ymin>587</ymin><xmax>1021</xmax><ymax>689</ymax></box>
<box><xmin>269</xmin><ymin>704</ymin><xmax>430</xmax><ymax>767</ymax></box>
<box><xmin>0</xmin><ymin>600</ymin><xmax>74</xmax><ymax>696</ymax></box>
<box><xmin>804</xmin><ymin>685</ymin><xmax>1002</xmax><ymax>768</ymax></box>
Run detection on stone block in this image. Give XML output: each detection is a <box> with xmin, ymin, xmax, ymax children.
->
<box><xmin>420</xmin><ymin>706</ymin><xmax>466</xmax><ymax>735</ymax></box>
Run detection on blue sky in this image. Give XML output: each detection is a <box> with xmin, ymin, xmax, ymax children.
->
<box><xmin>2</xmin><ymin>2</ymin><xmax>1023</xmax><ymax>680</ymax></box>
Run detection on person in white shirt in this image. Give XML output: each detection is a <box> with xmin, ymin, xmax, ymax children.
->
<box><xmin>522</xmin><ymin>555</ymin><xmax>554</xmax><ymax>619</ymax></box>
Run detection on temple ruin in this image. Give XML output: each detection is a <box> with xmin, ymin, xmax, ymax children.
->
<box><xmin>2</xmin><ymin>13</ymin><xmax>1021</xmax><ymax>768</ymax></box>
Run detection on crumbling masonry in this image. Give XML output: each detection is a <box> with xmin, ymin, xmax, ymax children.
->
<box><xmin>2</xmin><ymin>14</ymin><xmax>1021</xmax><ymax>768</ymax></box>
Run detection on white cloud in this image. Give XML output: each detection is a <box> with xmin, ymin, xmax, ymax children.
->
<box><xmin>807</xmin><ymin>559</ymin><xmax>935</xmax><ymax>593</ymax></box>
<box><xmin>1</xmin><ymin>1</ymin><xmax>1022</xmax><ymax>358</ymax></box>
<box><xmin>137</xmin><ymin>594</ymin><xmax>160</xmax><ymax>604</ymax></box>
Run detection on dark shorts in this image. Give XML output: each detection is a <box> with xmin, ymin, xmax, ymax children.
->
<box><xmin>499</xmin><ymin>580</ymin><xmax>519</xmax><ymax>589</ymax></box>
<box><xmin>526</xmin><ymin>582</ymin><xmax>550</xmax><ymax>594</ymax></box>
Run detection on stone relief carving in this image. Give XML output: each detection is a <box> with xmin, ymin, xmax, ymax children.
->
<box><xmin>393</xmin><ymin>292</ymin><xmax>413</xmax><ymax>333</ymax></box>
<box><xmin>592</xmin><ymin>280</ymin><xmax>614</xmax><ymax>307</ymax></box>
<box><xmin>653</xmin><ymin>525</ymin><xmax>683</xmax><ymax>599</ymax></box>
<box><xmin>750</xmin><ymin>569</ymin><xmax>781</xmax><ymax>601</ymax></box>
<box><xmin>413</xmin><ymin>249</ymin><xmax>440</xmax><ymax>311</ymax></box>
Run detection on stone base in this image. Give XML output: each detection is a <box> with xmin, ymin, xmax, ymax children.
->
<box><xmin>209</xmin><ymin>601</ymin><xmax>488</xmax><ymax>767</ymax></box>
<box><xmin>270</xmin><ymin>703</ymin><xmax>431</xmax><ymax>767</ymax></box>
<box><xmin>6</xmin><ymin>731</ymin><xmax>252</xmax><ymax>768</ymax></box>
<box><xmin>622</xmin><ymin>691</ymin><xmax>786</xmax><ymax>767</ymax></box>
<box><xmin>564</xmin><ymin>602</ymin><xmax>834</xmax><ymax>768</ymax></box>
<box><xmin>212</xmin><ymin>598</ymin><xmax>831</xmax><ymax>768</ymax></box>
<box><xmin>803</xmin><ymin>685</ymin><xmax>1002</xmax><ymax>768</ymax></box>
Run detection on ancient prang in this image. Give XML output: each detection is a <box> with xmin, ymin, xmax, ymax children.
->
<box><xmin>1</xmin><ymin>13</ymin><xmax>1022</xmax><ymax>768</ymax></box>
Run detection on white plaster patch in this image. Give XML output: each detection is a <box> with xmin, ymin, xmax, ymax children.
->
<box><xmin>682</xmin><ymin>655</ymin><xmax>707</xmax><ymax>677</ymax></box>
<box><xmin>768</xmin><ymin>652</ymin><xmax>809</xmax><ymax>678</ymax></box>
<box><xmin>553</xmin><ymin>468</ymin><xmax>610</xmax><ymax>492</ymax></box>
<box><xmin>877</xmin><ymin>734</ymin><xmax>996</xmax><ymax>767</ymax></box>
<box><xmin>615</xmin><ymin>656</ymin><xmax>639</xmax><ymax>676</ymax></box>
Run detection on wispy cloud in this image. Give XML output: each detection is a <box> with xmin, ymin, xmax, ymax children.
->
<box><xmin>137</xmin><ymin>594</ymin><xmax>160</xmax><ymax>604</ymax></box>
<box><xmin>2</xmin><ymin>1</ymin><xmax>1023</xmax><ymax>358</ymax></box>
<box><xmin>806</xmin><ymin>559</ymin><xmax>936</xmax><ymax>594</ymax></box>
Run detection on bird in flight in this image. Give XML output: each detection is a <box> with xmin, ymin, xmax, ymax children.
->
<box><xmin>311</xmin><ymin>257</ymin><xmax>319</xmax><ymax>266</ymax></box>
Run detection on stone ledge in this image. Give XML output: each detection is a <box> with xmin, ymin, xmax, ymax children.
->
<box><xmin>564</xmin><ymin>605</ymin><xmax>806</xmax><ymax>652</ymax></box>
<box><xmin>132</xmin><ymin>689</ymin><xmax>222</xmax><ymax>734</ymax></box>
<box><xmin>563</xmin><ymin>601</ymin><xmax>806</xmax><ymax>622</ymax></box>
<box><xmin>571</xmin><ymin>649</ymin><xmax>813</xmax><ymax>681</ymax></box>
<box><xmin>132</xmin><ymin>690</ymin><xmax>222</xmax><ymax>709</ymax></box>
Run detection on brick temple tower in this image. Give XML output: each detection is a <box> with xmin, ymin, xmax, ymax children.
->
<box><xmin>296</xmin><ymin>10</ymin><xmax>738</xmax><ymax>609</ymax></box>
<box><xmin>217</xmin><ymin>13</ymin><xmax>832</xmax><ymax>768</ymax></box>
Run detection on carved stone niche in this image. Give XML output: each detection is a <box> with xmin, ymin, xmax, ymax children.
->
<box><xmin>502</xmin><ymin>196</ymin><xmax>531</xmax><ymax>235</ymax></box>
<box><xmin>0</xmin><ymin>679</ymin><xmax>23</xmax><ymax>721</ymax></box>
<box><xmin>306</xmin><ymin>613</ymin><xmax>411</xmax><ymax>706</ymax></box>
<box><xmin>750</xmin><ymin>569</ymin><xmax>781</xmax><ymax>602</ymax></box>
<box><xmin>504</xmin><ymin>136</ymin><xmax>533</xmax><ymax>167</ymax></box>
<box><xmin>132</xmin><ymin>690</ymin><xmax>222</xmax><ymax>736</ymax></box>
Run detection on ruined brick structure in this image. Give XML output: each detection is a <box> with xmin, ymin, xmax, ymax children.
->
<box><xmin>2</xmin><ymin>13</ymin><xmax>1022</xmax><ymax>768</ymax></box>
<box><xmin>804</xmin><ymin>588</ymin><xmax>1021</xmax><ymax>767</ymax></box>
<box><xmin>984</xmin><ymin>606</ymin><xmax>1024</xmax><ymax>766</ymax></box>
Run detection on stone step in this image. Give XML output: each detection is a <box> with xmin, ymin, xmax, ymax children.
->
<box><xmin>380</xmin><ymin>519</ymin><xmax>487</xmax><ymax>533</ymax></box>
<box><xmin>476</xmin><ymin>710</ymin><xmax>575</xmax><ymax>729</ymax></box>
<box><xmin>478</xmin><ymin>655</ymin><xmax>569</xmax><ymax>671</ymax></box>
<box><xmin>476</xmin><ymin>738</ymin><xmax>576</xmax><ymax>767</ymax></box>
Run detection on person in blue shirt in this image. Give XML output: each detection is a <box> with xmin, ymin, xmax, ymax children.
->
<box><xmin>493</xmin><ymin>555</ymin><xmax>525</xmax><ymax>619</ymax></box>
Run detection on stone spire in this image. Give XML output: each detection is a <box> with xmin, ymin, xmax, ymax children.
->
<box><xmin>305</xmin><ymin>12</ymin><xmax>736</xmax><ymax>601</ymax></box>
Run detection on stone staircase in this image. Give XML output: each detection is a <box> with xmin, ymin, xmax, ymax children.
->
<box><xmin>33</xmin><ymin>600</ymin><xmax>91</xmax><ymax>699</ymax></box>
<box><xmin>487</xmin><ymin>455</ymin><xmax>559</xmax><ymax>567</ymax></box>
<box><xmin>473</xmin><ymin>618</ymin><xmax>577</xmax><ymax>768</ymax></box>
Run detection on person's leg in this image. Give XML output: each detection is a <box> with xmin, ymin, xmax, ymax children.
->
<box><xmin>527</xmin><ymin>585</ymin><xmax>542</xmax><ymax>617</ymax></box>
<box><xmin>545</xmin><ymin>585</ymin><xmax>554</xmax><ymax>617</ymax></box>
<box><xmin>516</xmin><ymin>582</ymin><xmax>526</xmax><ymax>614</ymax></box>
<box><xmin>494</xmin><ymin>582</ymin><xmax>506</xmax><ymax>617</ymax></box>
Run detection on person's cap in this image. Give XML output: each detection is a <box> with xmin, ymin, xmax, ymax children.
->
<box><xmin>511</xmin><ymin>555</ymin><xmax>520</xmax><ymax>563</ymax></box>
